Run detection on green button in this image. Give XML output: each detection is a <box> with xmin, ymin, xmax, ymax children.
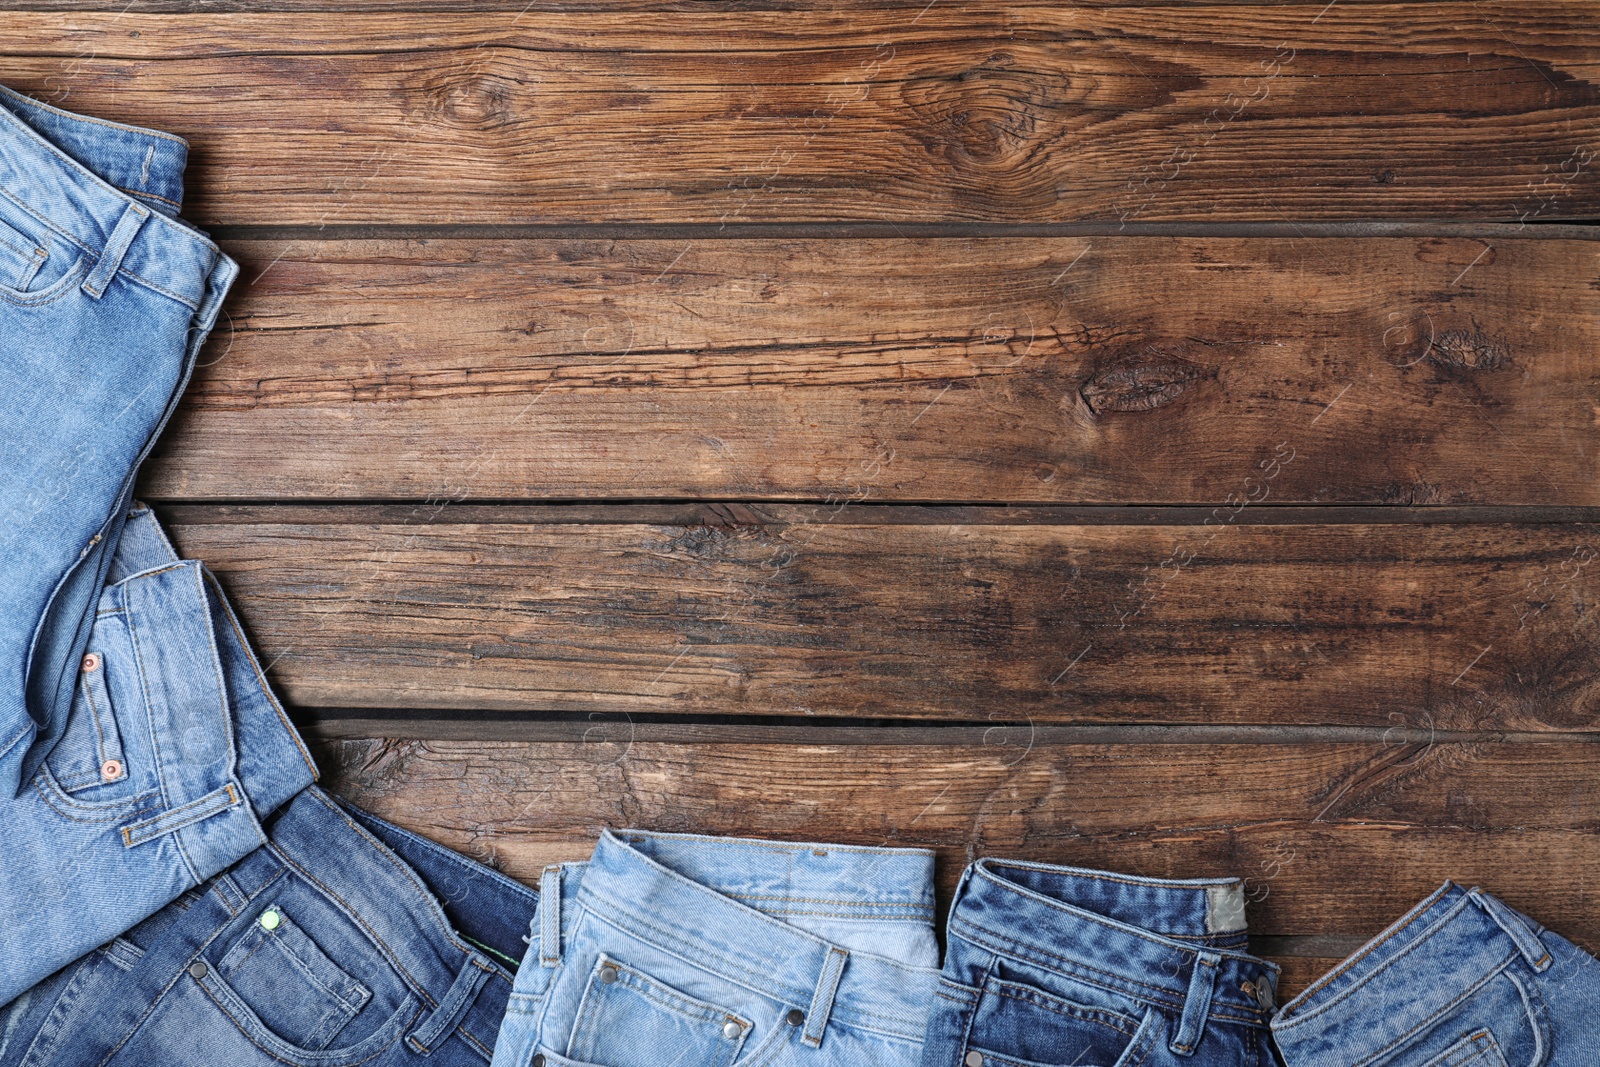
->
<box><xmin>259</xmin><ymin>909</ymin><xmax>282</xmax><ymax>932</ymax></box>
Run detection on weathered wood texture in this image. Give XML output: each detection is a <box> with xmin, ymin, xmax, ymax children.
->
<box><xmin>4</xmin><ymin>5</ymin><xmax>1598</xmax><ymax>224</ymax></box>
<box><xmin>143</xmin><ymin>236</ymin><xmax>1600</xmax><ymax>504</ymax></box>
<box><xmin>314</xmin><ymin>738</ymin><xmax>1600</xmax><ymax>952</ymax></box>
<box><xmin>166</xmin><ymin>513</ymin><xmax>1600</xmax><ymax>728</ymax></box>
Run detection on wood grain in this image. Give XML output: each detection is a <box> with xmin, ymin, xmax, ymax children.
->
<box><xmin>142</xmin><ymin>236</ymin><xmax>1600</xmax><ymax>504</ymax></box>
<box><xmin>165</xmin><ymin>513</ymin><xmax>1600</xmax><ymax>728</ymax></box>
<box><xmin>314</xmin><ymin>738</ymin><xmax>1600</xmax><ymax>949</ymax></box>
<box><xmin>4</xmin><ymin>5</ymin><xmax>1597</xmax><ymax>224</ymax></box>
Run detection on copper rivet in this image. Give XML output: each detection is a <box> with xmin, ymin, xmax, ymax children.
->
<box><xmin>82</xmin><ymin>653</ymin><xmax>100</xmax><ymax>672</ymax></box>
<box><xmin>101</xmin><ymin>759</ymin><xmax>123</xmax><ymax>781</ymax></box>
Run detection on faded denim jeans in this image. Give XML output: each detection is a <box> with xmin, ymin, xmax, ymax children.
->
<box><xmin>0</xmin><ymin>87</ymin><xmax>305</xmax><ymax>1006</ymax></box>
<box><xmin>0</xmin><ymin>786</ymin><xmax>538</xmax><ymax>1065</ymax></box>
<box><xmin>1272</xmin><ymin>883</ymin><xmax>1600</xmax><ymax>1067</ymax></box>
<box><xmin>493</xmin><ymin>829</ymin><xmax>943</xmax><ymax>1067</ymax></box>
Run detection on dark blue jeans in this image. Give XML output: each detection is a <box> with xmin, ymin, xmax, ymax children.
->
<box><xmin>0</xmin><ymin>786</ymin><xmax>539</xmax><ymax>1067</ymax></box>
<box><xmin>923</xmin><ymin>859</ymin><xmax>1279</xmax><ymax>1067</ymax></box>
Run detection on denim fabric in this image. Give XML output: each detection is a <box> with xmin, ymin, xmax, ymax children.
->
<box><xmin>0</xmin><ymin>503</ymin><xmax>318</xmax><ymax>1006</ymax></box>
<box><xmin>493</xmin><ymin>829</ymin><xmax>943</xmax><ymax>1067</ymax></box>
<box><xmin>923</xmin><ymin>860</ymin><xmax>1279</xmax><ymax>1067</ymax></box>
<box><xmin>1271</xmin><ymin>882</ymin><xmax>1600</xmax><ymax>1067</ymax></box>
<box><xmin>0</xmin><ymin>84</ymin><xmax>237</xmax><ymax>796</ymax></box>
<box><xmin>0</xmin><ymin>785</ymin><xmax>539</xmax><ymax>1067</ymax></box>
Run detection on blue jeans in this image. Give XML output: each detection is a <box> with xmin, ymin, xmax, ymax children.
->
<box><xmin>0</xmin><ymin>785</ymin><xmax>539</xmax><ymax>1066</ymax></box>
<box><xmin>923</xmin><ymin>860</ymin><xmax>1280</xmax><ymax>1067</ymax></box>
<box><xmin>0</xmin><ymin>84</ymin><xmax>236</xmax><ymax>796</ymax></box>
<box><xmin>0</xmin><ymin>503</ymin><xmax>318</xmax><ymax>1006</ymax></box>
<box><xmin>493</xmin><ymin>829</ymin><xmax>943</xmax><ymax>1067</ymax></box>
<box><xmin>1271</xmin><ymin>883</ymin><xmax>1600</xmax><ymax>1066</ymax></box>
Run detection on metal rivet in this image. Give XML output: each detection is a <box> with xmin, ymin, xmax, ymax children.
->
<box><xmin>81</xmin><ymin>653</ymin><xmax>100</xmax><ymax>672</ymax></box>
<box><xmin>599</xmin><ymin>964</ymin><xmax>619</xmax><ymax>984</ymax></box>
<box><xmin>100</xmin><ymin>759</ymin><xmax>122</xmax><ymax>781</ymax></box>
<box><xmin>722</xmin><ymin>1020</ymin><xmax>742</xmax><ymax>1040</ymax></box>
<box><xmin>531</xmin><ymin>1057</ymin><xmax>546</xmax><ymax>1067</ymax></box>
<box><xmin>965</xmin><ymin>1053</ymin><xmax>985</xmax><ymax>1067</ymax></box>
<box><xmin>188</xmin><ymin>961</ymin><xmax>208</xmax><ymax>980</ymax></box>
<box><xmin>785</xmin><ymin>1008</ymin><xmax>805</xmax><ymax>1027</ymax></box>
<box><xmin>259</xmin><ymin>909</ymin><xmax>282</xmax><ymax>931</ymax></box>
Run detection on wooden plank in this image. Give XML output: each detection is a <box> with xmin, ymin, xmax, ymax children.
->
<box><xmin>313</xmin><ymin>738</ymin><xmax>1600</xmax><ymax>952</ymax></box>
<box><xmin>143</xmin><ymin>236</ymin><xmax>1600</xmax><ymax>504</ymax></box>
<box><xmin>166</xmin><ymin>515</ymin><xmax>1600</xmax><ymax>727</ymax></box>
<box><xmin>4</xmin><ymin>5</ymin><xmax>1597</xmax><ymax>224</ymax></box>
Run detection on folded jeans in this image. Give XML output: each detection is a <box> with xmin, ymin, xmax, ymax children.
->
<box><xmin>493</xmin><ymin>828</ymin><xmax>944</xmax><ymax>1067</ymax></box>
<box><xmin>0</xmin><ymin>503</ymin><xmax>318</xmax><ymax>1006</ymax></box>
<box><xmin>0</xmin><ymin>84</ymin><xmax>237</xmax><ymax>796</ymax></box>
<box><xmin>922</xmin><ymin>858</ymin><xmax>1280</xmax><ymax>1067</ymax></box>
<box><xmin>0</xmin><ymin>784</ymin><xmax>539</xmax><ymax>1066</ymax></box>
<box><xmin>1271</xmin><ymin>882</ymin><xmax>1600</xmax><ymax>1067</ymax></box>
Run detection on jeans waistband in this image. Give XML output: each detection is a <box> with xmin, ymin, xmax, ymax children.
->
<box><xmin>91</xmin><ymin>504</ymin><xmax>318</xmax><ymax>878</ymax></box>
<box><xmin>1270</xmin><ymin>883</ymin><xmax>1553</xmax><ymax>1067</ymax></box>
<box><xmin>564</xmin><ymin>829</ymin><xmax>942</xmax><ymax>1043</ymax></box>
<box><xmin>0</xmin><ymin>85</ymin><xmax>232</xmax><ymax>314</ymax></box>
<box><xmin>949</xmin><ymin>859</ymin><xmax>1279</xmax><ymax>1028</ymax></box>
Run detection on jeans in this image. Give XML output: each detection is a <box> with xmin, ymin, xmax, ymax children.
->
<box><xmin>0</xmin><ymin>503</ymin><xmax>318</xmax><ymax>1006</ymax></box>
<box><xmin>493</xmin><ymin>829</ymin><xmax>943</xmax><ymax>1067</ymax></box>
<box><xmin>922</xmin><ymin>860</ymin><xmax>1280</xmax><ymax>1067</ymax></box>
<box><xmin>1271</xmin><ymin>882</ymin><xmax>1600</xmax><ymax>1066</ymax></box>
<box><xmin>0</xmin><ymin>84</ymin><xmax>236</xmax><ymax>797</ymax></box>
<box><xmin>0</xmin><ymin>785</ymin><xmax>539</xmax><ymax>1066</ymax></box>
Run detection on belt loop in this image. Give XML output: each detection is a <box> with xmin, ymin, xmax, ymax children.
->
<box><xmin>82</xmin><ymin>201</ymin><xmax>150</xmax><ymax>299</ymax></box>
<box><xmin>539</xmin><ymin>865</ymin><xmax>563</xmax><ymax>968</ymax></box>
<box><xmin>1170</xmin><ymin>951</ymin><xmax>1222</xmax><ymax>1056</ymax></box>
<box><xmin>1471</xmin><ymin>889</ymin><xmax>1552</xmax><ymax>972</ymax></box>
<box><xmin>406</xmin><ymin>955</ymin><xmax>493</xmax><ymax>1054</ymax></box>
<box><xmin>800</xmin><ymin>946</ymin><xmax>849</xmax><ymax>1049</ymax></box>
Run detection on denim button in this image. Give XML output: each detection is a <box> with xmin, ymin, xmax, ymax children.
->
<box><xmin>81</xmin><ymin>653</ymin><xmax>100</xmax><ymax>672</ymax></box>
<box><xmin>722</xmin><ymin>1020</ymin><xmax>742</xmax><ymax>1040</ymax></box>
<box><xmin>599</xmin><ymin>965</ymin><xmax>619</xmax><ymax>984</ymax></box>
<box><xmin>531</xmin><ymin>1057</ymin><xmax>545</xmax><ymax>1067</ymax></box>
<box><xmin>187</xmin><ymin>961</ymin><xmax>208</xmax><ymax>979</ymax></box>
<box><xmin>785</xmin><ymin>1008</ymin><xmax>804</xmax><ymax>1026</ymax></box>
<box><xmin>965</xmin><ymin>1054</ymin><xmax>984</xmax><ymax>1067</ymax></box>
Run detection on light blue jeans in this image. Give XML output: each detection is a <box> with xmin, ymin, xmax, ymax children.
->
<box><xmin>492</xmin><ymin>829</ymin><xmax>943</xmax><ymax>1067</ymax></box>
<box><xmin>0</xmin><ymin>503</ymin><xmax>318</xmax><ymax>1006</ymax></box>
<box><xmin>0</xmin><ymin>84</ymin><xmax>237</xmax><ymax>797</ymax></box>
<box><xmin>1272</xmin><ymin>883</ymin><xmax>1600</xmax><ymax>1066</ymax></box>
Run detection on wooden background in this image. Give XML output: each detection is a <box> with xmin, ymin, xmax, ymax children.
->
<box><xmin>9</xmin><ymin>0</ymin><xmax>1598</xmax><ymax>995</ymax></box>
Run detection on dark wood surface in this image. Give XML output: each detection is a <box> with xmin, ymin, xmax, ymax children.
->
<box><xmin>4</xmin><ymin>6</ymin><xmax>1599</xmax><ymax>223</ymax></box>
<box><xmin>13</xmin><ymin>0</ymin><xmax>1598</xmax><ymax>998</ymax></box>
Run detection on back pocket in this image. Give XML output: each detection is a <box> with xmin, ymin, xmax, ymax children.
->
<box><xmin>568</xmin><ymin>954</ymin><xmax>754</xmax><ymax>1067</ymax></box>
<box><xmin>215</xmin><ymin>904</ymin><xmax>373</xmax><ymax>1051</ymax></box>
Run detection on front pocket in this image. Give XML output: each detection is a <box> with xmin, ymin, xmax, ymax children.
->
<box><xmin>215</xmin><ymin>904</ymin><xmax>373</xmax><ymax>1051</ymax></box>
<box><xmin>1422</xmin><ymin>1030</ymin><xmax>1511</xmax><ymax>1067</ymax></box>
<box><xmin>966</xmin><ymin>975</ymin><xmax>1155</xmax><ymax>1067</ymax></box>
<box><xmin>568</xmin><ymin>955</ymin><xmax>754</xmax><ymax>1067</ymax></box>
<box><xmin>0</xmin><ymin>212</ymin><xmax>45</xmax><ymax>290</ymax></box>
<box><xmin>45</xmin><ymin>648</ymin><xmax>130</xmax><ymax>796</ymax></box>
<box><xmin>0</xmin><ymin>194</ymin><xmax>83</xmax><ymax>300</ymax></box>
